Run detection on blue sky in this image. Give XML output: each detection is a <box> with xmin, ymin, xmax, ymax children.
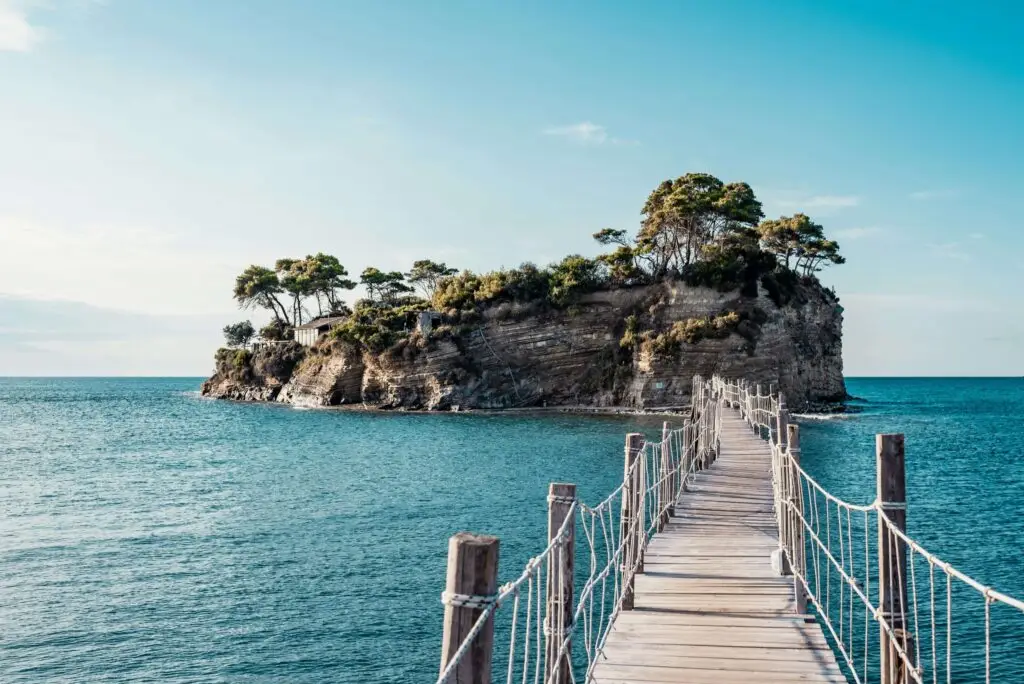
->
<box><xmin>1</xmin><ymin>0</ymin><xmax>1022</xmax><ymax>375</ymax></box>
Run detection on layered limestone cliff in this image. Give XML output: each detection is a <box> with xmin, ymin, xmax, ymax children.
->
<box><xmin>201</xmin><ymin>280</ymin><xmax>845</xmax><ymax>411</ymax></box>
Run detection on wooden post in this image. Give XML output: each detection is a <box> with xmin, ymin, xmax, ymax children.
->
<box><xmin>682</xmin><ymin>418</ymin><xmax>694</xmax><ymax>485</ymax></box>
<box><xmin>777</xmin><ymin>394</ymin><xmax>789</xmax><ymax>452</ymax></box>
<box><xmin>878</xmin><ymin>434</ymin><xmax>913</xmax><ymax>684</ymax></box>
<box><xmin>620</xmin><ymin>433</ymin><xmax>643</xmax><ymax>610</ymax></box>
<box><xmin>545</xmin><ymin>483</ymin><xmax>576</xmax><ymax>684</ymax></box>
<box><xmin>755</xmin><ymin>384</ymin><xmax>762</xmax><ymax>435</ymax></box>
<box><xmin>440</xmin><ymin>532</ymin><xmax>500</xmax><ymax>684</ymax></box>
<box><xmin>660</xmin><ymin>422</ymin><xmax>672</xmax><ymax>527</ymax></box>
<box><xmin>788</xmin><ymin>424</ymin><xmax>806</xmax><ymax>614</ymax></box>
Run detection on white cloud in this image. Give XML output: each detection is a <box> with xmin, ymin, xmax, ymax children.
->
<box><xmin>833</xmin><ymin>226</ymin><xmax>880</xmax><ymax>240</ymax></box>
<box><xmin>0</xmin><ymin>295</ymin><xmax>224</xmax><ymax>375</ymax></box>
<box><xmin>928</xmin><ymin>241</ymin><xmax>971</xmax><ymax>261</ymax></box>
<box><xmin>0</xmin><ymin>216</ymin><xmax>243</xmax><ymax>316</ymax></box>
<box><xmin>544</xmin><ymin>121</ymin><xmax>612</xmax><ymax>145</ymax></box>
<box><xmin>776</xmin><ymin>195</ymin><xmax>860</xmax><ymax>210</ymax></box>
<box><xmin>909</xmin><ymin>189</ymin><xmax>958</xmax><ymax>201</ymax></box>
<box><xmin>969</xmin><ymin>232</ymin><xmax>984</xmax><ymax>240</ymax></box>
<box><xmin>0</xmin><ymin>0</ymin><xmax>42</xmax><ymax>52</ymax></box>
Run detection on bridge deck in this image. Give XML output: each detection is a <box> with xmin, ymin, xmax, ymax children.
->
<box><xmin>591</xmin><ymin>411</ymin><xmax>846</xmax><ymax>683</ymax></box>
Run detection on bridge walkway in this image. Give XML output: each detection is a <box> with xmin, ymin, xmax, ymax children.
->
<box><xmin>590</xmin><ymin>410</ymin><xmax>847</xmax><ymax>683</ymax></box>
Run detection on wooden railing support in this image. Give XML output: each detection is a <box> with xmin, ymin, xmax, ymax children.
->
<box><xmin>682</xmin><ymin>418</ymin><xmax>694</xmax><ymax>485</ymax></box>
<box><xmin>440</xmin><ymin>532</ymin><xmax>500</xmax><ymax>684</ymax></box>
<box><xmin>659</xmin><ymin>422</ymin><xmax>673</xmax><ymax>528</ymax></box>
<box><xmin>545</xmin><ymin>483</ymin><xmax>576</xmax><ymax>684</ymax></box>
<box><xmin>620</xmin><ymin>433</ymin><xmax>643</xmax><ymax>610</ymax></box>
<box><xmin>878</xmin><ymin>434</ymin><xmax>914</xmax><ymax>684</ymax></box>
<box><xmin>787</xmin><ymin>425</ymin><xmax>806</xmax><ymax>614</ymax></box>
<box><xmin>755</xmin><ymin>384</ymin><xmax>763</xmax><ymax>434</ymax></box>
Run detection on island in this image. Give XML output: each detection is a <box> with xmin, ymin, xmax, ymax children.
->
<box><xmin>201</xmin><ymin>172</ymin><xmax>847</xmax><ymax>412</ymax></box>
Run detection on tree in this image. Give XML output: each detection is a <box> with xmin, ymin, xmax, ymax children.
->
<box><xmin>360</xmin><ymin>267</ymin><xmax>414</xmax><ymax>306</ymax></box>
<box><xmin>259</xmin><ymin>319</ymin><xmax>290</xmax><ymax>342</ymax></box>
<box><xmin>275</xmin><ymin>258</ymin><xmax>316</xmax><ymax>326</ymax></box>
<box><xmin>548</xmin><ymin>254</ymin><xmax>603</xmax><ymax>305</ymax></box>
<box><xmin>638</xmin><ymin>173</ymin><xmax>764</xmax><ymax>276</ymax></box>
<box><xmin>757</xmin><ymin>214</ymin><xmax>845</xmax><ymax>275</ymax></box>
<box><xmin>300</xmin><ymin>253</ymin><xmax>357</xmax><ymax>315</ymax></box>
<box><xmin>223</xmin><ymin>320</ymin><xmax>255</xmax><ymax>348</ymax></box>
<box><xmin>406</xmin><ymin>260</ymin><xmax>458</xmax><ymax>299</ymax></box>
<box><xmin>593</xmin><ymin>229</ymin><xmax>643</xmax><ymax>284</ymax></box>
<box><xmin>233</xmin><ymin>265</ymin><xmax>290</xmax><ymax>324</ymax></box>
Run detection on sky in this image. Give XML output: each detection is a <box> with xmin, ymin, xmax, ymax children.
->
<box><xmin>1</xmin><ymin>0</ymin><xmax>1023</xmax><ymax>376</ymax></box>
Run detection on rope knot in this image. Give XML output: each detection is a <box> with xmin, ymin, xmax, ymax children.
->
<box><xmin>441</xmin><ymin>591</ymin><xmax>498</xmax><ymax>610</ymax></box>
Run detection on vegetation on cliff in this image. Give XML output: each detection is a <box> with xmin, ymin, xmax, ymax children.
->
<box><xmin>219</xmin><ymin>172</ymin><xmax>845</xmax><ymax>356</ymax></box>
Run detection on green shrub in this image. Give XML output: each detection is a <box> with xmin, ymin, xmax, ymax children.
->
<box><xmin>232</xmin><ymin>349</ymin><xmax>251</xmax><ymax>368</ymax></box>
<box><xmin>761</xmin><ymin>268</ymin><xmax>801</xmax><ymax>307</ymax></box>
<box><xmin>327</xmin><ymin>298</ymin><xmax>431</xmax><ymax>353</ymax></box>
<box><xmin>259</xmin><ymin>320</ymin><xmax>292</xmax><ymax>341</ymax></box>
<box><xmin>644</xmin><ymin>311</ymin><xmax>742</xmax><ymax>357</ymax></box>
<box><xmin>620</xmin><ymin>314</ymin><xmax>640</xmax><ymax>349</ymax></box>
<box><xmin>432</xmin><ymin>258</ymin><xmax>607</xmax><ymax>314</ymax></box>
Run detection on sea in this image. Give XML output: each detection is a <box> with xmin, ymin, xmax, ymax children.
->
<box><xmin>0</xmin><ymin>377</ymin><xmax>1021</xmax><ymax>683</ymax></box>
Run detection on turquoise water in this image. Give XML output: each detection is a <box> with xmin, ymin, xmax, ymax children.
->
<box><xmin>1</xmin><ymin>377</ymin><xmax>1022</xmax><ymax>682</ymax></box>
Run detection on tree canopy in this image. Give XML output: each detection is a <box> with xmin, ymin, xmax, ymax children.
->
<box><xmin>232</xmin><ymin>254</ymin><xmax>356</xmax><ymax>326</ymax></box>
<box><xmin>224</xmin><ymin>171</ymin><xmax>845</xmax><ymax>352</ymax></box>
<box><xmin>360</xmin><ymin>267</ymin><xmax>414</xmax><ymax>306</ymax></box>
<box><xmin>756</xmin><ymin>213</ymin><xmax>845</xmax><ymax>275</ymax></box>
<box><xmin>406</xmin><ymin>260</ymin><xmax>458</xmax><ymax>298</ymax></box>
<box><xmin>590</xmin><ymin>172</ymin><xmax>843</xmax><ymax>290</ymax></box>
<box><xmin>223</xmin><ymin>320</ymin><xmax>255</xmax><ymax>348</ymax></box>
<box><xmin>233</xmin><ymin>265</ymin><xmax>289</xmax><ymax>324</ymax></box>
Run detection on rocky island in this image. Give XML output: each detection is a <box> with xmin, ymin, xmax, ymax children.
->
<box><xmin>201</xmin><ymin>173</ymin><xmax>848</xmax><ymax>412</ymax></box>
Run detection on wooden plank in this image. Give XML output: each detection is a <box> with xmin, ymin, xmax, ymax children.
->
<box><xmin>589</xmin><ymin>410</ymin><xmax>846</xmax><ymax>684</ymax></box>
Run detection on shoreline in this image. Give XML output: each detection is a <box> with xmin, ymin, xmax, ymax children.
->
<box><xmin>199</xmin><ymin>392</ymin><xmax>852</xmax><ymax>418</ymax></box>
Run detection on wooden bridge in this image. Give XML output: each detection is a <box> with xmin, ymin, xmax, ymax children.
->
<box><xmin>591</xmin><ymin>410</ymin><xmax>843</xmax><ymax>683</ymax></box>
<box><xmin>434</xmin><ymin>377</ymin><xmax>1024</xmax><ymax>684</ymax></box>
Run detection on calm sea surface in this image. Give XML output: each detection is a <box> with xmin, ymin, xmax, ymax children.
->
<box><xmin>1</xmin><ymin>377</ymin><xmax>1022</xmax><ymax>682</ymax></box>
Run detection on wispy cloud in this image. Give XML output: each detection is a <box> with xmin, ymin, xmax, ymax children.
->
<box><xmin>544</xmin><ymin>122</ymin><xmax>607</xmax><ymax>145</ymax></box>
<box><xmin>833</xmin><ymin>226</ymin><xmax>881</xmax><ymax>240</ymax></box>
<box><xmin>0</xmin><ymin>215</ymin><xmax>241</xmax><ymax>315</ymax></box>
<box><xmin>969</xmin><ymin>232</ymin><xmax>984</xmax><ymax>240</ymax></box>
<box><xmin>543</xmin><ymin>121</ymin><xmax>636</xmax><ymax>146</ymax></box>
<box><xmin>928</xmin><ymin>242</ymin><xmax>971</xmax><ymax>261</ymax></box>
<box><xmin>909</xmin><ymin>189</ymin><xmax>959</xmax><ymax>201</ymax></box>
<box><xmin>776</xmin><ymin>195</ymin><xmax>860</xmax><ymax>210</ymax></box>
<box><xmin>842</xmin><ymin>293</ymin><xmax>994</xmax><ymax>314</ymax></box>
<box><xmin>0</xmin><ymin>0</ymin><xmax>42</xmax><ymax>52</ymax></box>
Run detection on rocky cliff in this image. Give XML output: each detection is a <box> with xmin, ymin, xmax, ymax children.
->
<box><xmin>201</xmin><ymin>280</ymin><xmax>845</xmax><ymax>412</ymax></box>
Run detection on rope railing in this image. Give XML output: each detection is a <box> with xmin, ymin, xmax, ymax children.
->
<box><xmin>435</xmin><ymin>376</ymin><xmax>725</xmax><ymax>684</ymax></box>
<box><xmin>718</xmin><ymin>376</ymin><xmax>1024</xmax><ymax>684</ymax></box>
<box><xmin>435</xmin><ymin>375</ymin><xmax>1024</xmax><ymax>683</ymax></box>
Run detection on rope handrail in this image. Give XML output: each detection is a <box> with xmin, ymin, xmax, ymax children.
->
<box><xmin>436</xmin><ymin>376</ymin><xmax>723</xmax><ymax>684</ymax></box>
<box><xmin>436</xmin><ymin>375</ymin><xmax>1024</xmax><ymax>684</ymax></box>
<box><xmin>717</xmin><ymin>375</ymin><xmax>1024</xmax><ymax>684</ymax></box>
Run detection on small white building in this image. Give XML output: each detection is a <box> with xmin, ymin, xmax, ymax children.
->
<box><xmin>293</xmin><ymin>315</ymin><xmax>347</xmax><ymax>347</ymax></box>
<box><xmin>416</xmin><ymin>311</ymin><xmax>442</xmax><ymax>335</ymax></box>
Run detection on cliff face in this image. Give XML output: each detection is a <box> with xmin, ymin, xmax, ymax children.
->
<box><xmin>201</xmin><ymin>280</ymin><xmax>845</xmax><ymax>411</ymax></box>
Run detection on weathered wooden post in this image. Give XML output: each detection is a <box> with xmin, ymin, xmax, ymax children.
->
<box><xmin>777</xmin><ymin>394</ymin><xmax>789</xmax><ymax>452</ymax></box>
<box><xmin>545</xmin><ymin>483</ymin><xmax>576</xmax><ymax>684</ymax></box>
<box><xmin>440</xmin><ymin>532</ymin><xmax>500</xmax><ymax>684</ymax></box>
<box><xmin>787</xmin><ymin>425</ymin><xmax>806</xmax><ymax>614</ymax></box>
<box><xmin>620</xmin><ymin>433</ymin><xmax>643</xmax><ymax>610</ymax></box>
<box><xmin>755</xmin><ymin>384</ymin><xmax>763</xmax><ymax>435</ymax></box>
<box><xmin>659</xmin><ymin>422</ymin><xmax>672</xmax><ymax>528</ymax></box>
<box><xmin>682</xmin><ymin>418</ymin><xmax>694</xmax><ymax>485</ymax></box>
<box><xmin>877</xmin><ymin>434</ymin><xmax>913</xmax><ymax>684</ymax></box>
